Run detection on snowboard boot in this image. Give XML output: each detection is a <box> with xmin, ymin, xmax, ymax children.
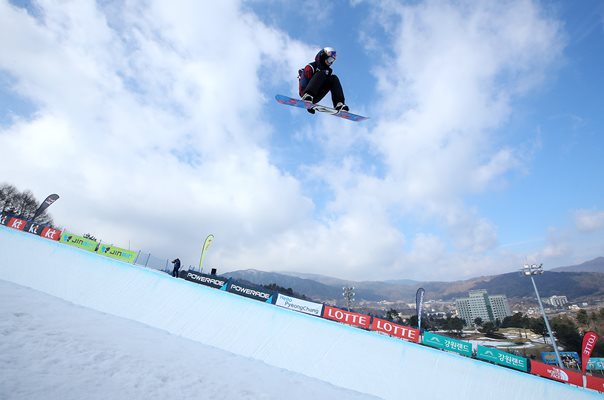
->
<box><xmin>335</xmin><ymin>102</ymin><xmax>349</xmax><ymax>112</ymax></box>
<box><xmin>302</xmin><ymin>93</ymin><xmax>314</xmax><ymax>102</ymax></box>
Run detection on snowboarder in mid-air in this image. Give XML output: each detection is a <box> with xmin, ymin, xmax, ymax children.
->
<box><xmin>298</xmin><ymin>47</ymin><xmax>348</xmax><ymax>114</ymax></box>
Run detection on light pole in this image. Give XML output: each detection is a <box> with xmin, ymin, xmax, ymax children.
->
<box><xmin>343</xmin><ymin>286</ymin><xmax>355</xmax><ymax>311</ymax></box>
<box><xmin>521</xmin><ymin>263</ymin><xmax>563</xmax><ymax>368</ymax></box>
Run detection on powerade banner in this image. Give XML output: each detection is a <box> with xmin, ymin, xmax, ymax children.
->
<box><xmin>586</xmin><ymin>375</ymin><xmax>604</xmax><ymax>393</ymax></box>
<box><xmin>227</xmin><ymin>281</ymin><xmax>275</xmax><ymax>303</ymax></box>
<box><xmin>275</xmin><ymin>294</ymin><xmax>323</xmax><ymax>317</ymax></box>
<box><xmin>582</xmin><ymin>331</ymin><xmax>600</xmax><ymax>373</ymax></box>
<box><xmin>371</xmin><ymin>317</ymin><xmax>420</xmax><ymax>343</ymax></box>
<box><xmin>96</xmin><ymin>244</ymin><xmax>137</xmax><ymax>264</ymax></box>
<box><xmin>422</xmin><ymin>332</ymin><xmax>472</xmax><ymax>357</ymax></box>
<box><xmin>181</xmin><ymin>270</ymin><xmax>229</xmax><ymax>290</ymax></box>
<box><xmin>322</xmin><ymin>306</ymin><xmax>371</xmax><ymax>329</ymax></box>
<box><xmin>476</xmin><ymin>345</ymin><xmax>528</xmax><ymax>372</ymax></box>
<box><xmin>60</xmin><ymin>232</ymin><xmax>98</xmax><ymax>252</ymax></box>
<box><xmin>587</xmin><ymin>358</ymin><xmax>604</xmax><ymax>371</ymax></box>
<box><xmin>541</xmin><ymin>351</ymin><xmax>581</xmax><ymax>370</ymax></box>
<box><xmin>529</xmin><ymin>360</ymin><xmax>583</xmax><ymax>386</ymax></box>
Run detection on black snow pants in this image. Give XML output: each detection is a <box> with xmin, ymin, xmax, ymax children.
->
<box><xmin>304</xmin><ymin>71</ymin><xmax>345</xmax><ymax>108</ymax></box>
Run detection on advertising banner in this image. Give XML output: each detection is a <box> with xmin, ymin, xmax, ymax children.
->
<box><xmin>541</xmin><ymin>351</ymin><xmax>581</xmax><ymax>370</ymax></box>
<box><xmin>371</xmin><ymin>317</ymin><xmax>420</xmax><ymax>343</ymax></box>
<box><xmin>32</xmin><ymin>193</ymin><xmax>59</xmax><ymax>221</ymax></box>
<box><xmin>586</xmin><ymin>375</ymin><xmax>604</xmax><ymax>393</ymax></box>
<box><xmin>60</xmin><ymin>232</ymin><xmax>98</xmax><ymax>252</ymax></box>
<box><xmin>226</xmin><ymin>281</ymin><xmax>275</xmax><ymax>303</ymax></box>
<box><xmin>40</xmin><ymin>226</ymin><xmax>61</xmax><ymax>241</ymax></box>
<box><xmin>0</xmin><ymin>212</ymin><xmax>9</xmax><ymax>226</ymax></box>
<box><xmin>96</xmin><ymin>244</ymin><xmax>137</xmax><ymax>264</ymax></box>
<box><xmin>198</xmin><ymin>234</ymin><xmax>214</xmax><ymax>273</ymax></box>
<box><xmin>181</xmin><ymin>270</ymin><xmax>229</xmax><ymax>290</ymax></box>
<box><xmin>7</xmin><ymin>217</ymin><xmax>26</xmax><ymax>231</ymax></box>
<box><xmin>476</xmin><ymin>345</ymin><xmax>528</xmax><ymax>372</ymax></box>
<box><xmin>422</xmin><ymin>332</ymin><xmax>472</xmax><ymax>357</ymax></box>
<box><xmin>322</xmin><ymin>306</ymin><xmax>371</xmax><ymax>329</ymax></box>
<box><xmin>587</xmin><ymin>358</ymin><xmax>604</xmax><ymax>371</ymax></box>
<box><xmin>25</xmin><ymin>222</ymin><xmax>45</xmax><ymax>236</ymax></box>
<box><xmin>529</xmin><ymin>360</ymin><xmax>583</xmax><ymax>386</ymax></box>
<box><xmin>275</xmin><ymin>294</ymin><xmax>323</xmax><ymax>317</ymax></box>
<box><xmin>582</xmin><ymin>331</ymin><xmax>600</xmax><ymax>373</ymax></box>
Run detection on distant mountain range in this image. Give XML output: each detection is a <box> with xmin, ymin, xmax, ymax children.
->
<box><xmin>221</xmin><ymin>257</ymin><xmax>604</xmax><ymax>303</ymax></box>
<box><xmin>551</xmin><ymin>256</ymin><xmax>604</xmax><ymax>273</ymax></box>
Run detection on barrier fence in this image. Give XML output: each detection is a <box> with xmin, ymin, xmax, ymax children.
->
<box><xmin>2</xmin><ymin>210</ymin><xmax>603</xmax><ymax>394</ymax></box>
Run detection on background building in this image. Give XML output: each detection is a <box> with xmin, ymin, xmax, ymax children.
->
<box><xmin>455</xmin><ymin>289</ymin><xmax>512</xmax><ymax>327</ymax></box>
<box><xmin>545</xmin><ymin>295</ymin><xmax>568</xmax><ymax>308</ymax></box>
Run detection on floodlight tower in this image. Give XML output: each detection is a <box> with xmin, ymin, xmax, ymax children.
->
<box><xmin>343</xmin><ymin>286</ymin><xmax>355</xmax><ymax>311</ymax></box>
<box><xmin>521</xmin><ymin>263</ymin><xmax>563</xmax><ymax>368</ymax></box>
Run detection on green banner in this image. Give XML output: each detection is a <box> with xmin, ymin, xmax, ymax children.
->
<box><xmin>60</xmin><ymin>231</ymin><xmax>98</xmax><ymax>252</ymax></box>
<box><xmin>423</xmin><ymin>332</ymin><xmax>472</xmax><ymax>357</ymax></box>
<box><xmin>96</xmin><ymin>243</ymin><xmax>137</xmax><ymax>264</ymax></box>
<box><xmin>477</xmin><ymin>345</ymin><xmax>528</xmax><ymax>372</ymax></box>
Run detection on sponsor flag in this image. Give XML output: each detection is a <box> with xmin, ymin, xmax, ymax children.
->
<box><xmin>198</xmin><ymin>234</ymin><xmax>214</xmax><ymax>272</ymax></box>
<box><xmin>416</xmin><ymin>287</ymin><xmax>425</xmax><ymax>331</ymax></box>
<box><xmin>582</xmin><ymin>331</ymin><xmax>600</xmax><ymax>373</ymax></box>
<box><xmin>32</xmin><ymin>194</ymin><xmax>59</xmax><ymax>221</ymax></box>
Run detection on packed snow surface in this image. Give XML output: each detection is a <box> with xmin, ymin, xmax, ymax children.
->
<box><xmin>0</xmin><ymin>226</ymin><xmax>601</xmax><ymax>399</ymax></box>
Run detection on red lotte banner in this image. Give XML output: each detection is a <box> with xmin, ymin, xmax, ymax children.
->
<box><xmin>322</xmin><ymin>306</ymin><xmax>371</xmax><ymax>329</ymax></box>
<box><xmin>582</xmin><ymin>331</ymin><xmax>600</xmax><ymax>373</ymax></box>
<box><xmin>529</xmin><ymin>360</ymin><xmax>583</xmax><ymax>386</ymax></box>
<box><xmin>586</xmin><ymin>375</ymin><xmax>604</xmax><ymax>393</ymax></box>
<box><xmin>371</xmin><ymin>317</ymin><xmax>420</xmax><ymax>343</ymax></box>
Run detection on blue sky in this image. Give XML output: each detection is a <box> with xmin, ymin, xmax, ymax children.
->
<box><xmin>1</xmin><ymin>0</ymin><xmax>603</xmax><ymax>281</ymax></box>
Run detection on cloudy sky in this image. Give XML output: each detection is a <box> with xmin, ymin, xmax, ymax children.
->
<box><xmin>1</xmin><ymin>0</ymin><xmax>603</xmax><ymax>281</ymax></box>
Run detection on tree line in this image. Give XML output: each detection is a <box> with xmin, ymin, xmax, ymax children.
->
<box><xmin>0</xmin><ymin>183</ymin><xmax>54</xmax><ymax>225</ymax></box>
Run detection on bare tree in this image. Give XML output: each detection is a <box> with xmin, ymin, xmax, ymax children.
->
<box><xmin>0</xmin><ymin>183</ymin><xmax>55</xmax><ymax>225</ymax></box>
<box><xmin>0</xmin><ymin>183</ymin><xmax>18</xmax><ymax>212</ymax></box>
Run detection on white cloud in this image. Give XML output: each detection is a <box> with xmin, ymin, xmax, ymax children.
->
<box><xmin>0</xmin><ymin>0</ymin><xmax>313</xmax><ymax>267</ymax></box>
<box><xmin>0</xmin><ymin>0</ymin><xmax>571</xmax><ymax>281</ymax></box>
<box><xmin>574</xmin><ymin>209</ymin><xmax>604</xmax><ymax>233</ymax></box>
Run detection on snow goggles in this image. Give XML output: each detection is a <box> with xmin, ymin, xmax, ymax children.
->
<box><xmin>326</xmin><ymin>52</ymin><xmax>336</xmax><ymax>65</ymax></box>
<box><xmin>325</xmin><ymin>50</ymin><xmax>336</xmax><ymax>65</ymax></box>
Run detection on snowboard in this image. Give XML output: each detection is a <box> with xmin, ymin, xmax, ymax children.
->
<box><xmin>275</xmin><ymin>94</ymin><xmax>368</xmax><ymax>122</ymax></box>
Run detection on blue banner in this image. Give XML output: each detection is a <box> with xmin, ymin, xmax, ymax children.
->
<box><xmin>541</xmin><ymin>351</ymin><xmax>581</xmax><ymax>370</ymax></box>
<box><xmin>587</xmin><ymin>358</ymin><xmax>604</xmax><ymax>371</ymax></box>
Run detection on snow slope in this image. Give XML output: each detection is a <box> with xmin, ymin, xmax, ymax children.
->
<box><xmin>0</xmin><ymin>226</ymin><xmax>601</xmax><ymax>400</ymax></box>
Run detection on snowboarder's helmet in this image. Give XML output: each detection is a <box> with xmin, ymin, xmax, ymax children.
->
<box><xmin>316</xmin><ymin>47</ymin><xmax>337</xmax><ymax>66</ymax></box>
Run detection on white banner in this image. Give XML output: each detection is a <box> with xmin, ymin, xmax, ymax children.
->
<box><xmin>276</xmin><ymin>294</ymin><xmax>323</xmax><ymax>317</ymax></box>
